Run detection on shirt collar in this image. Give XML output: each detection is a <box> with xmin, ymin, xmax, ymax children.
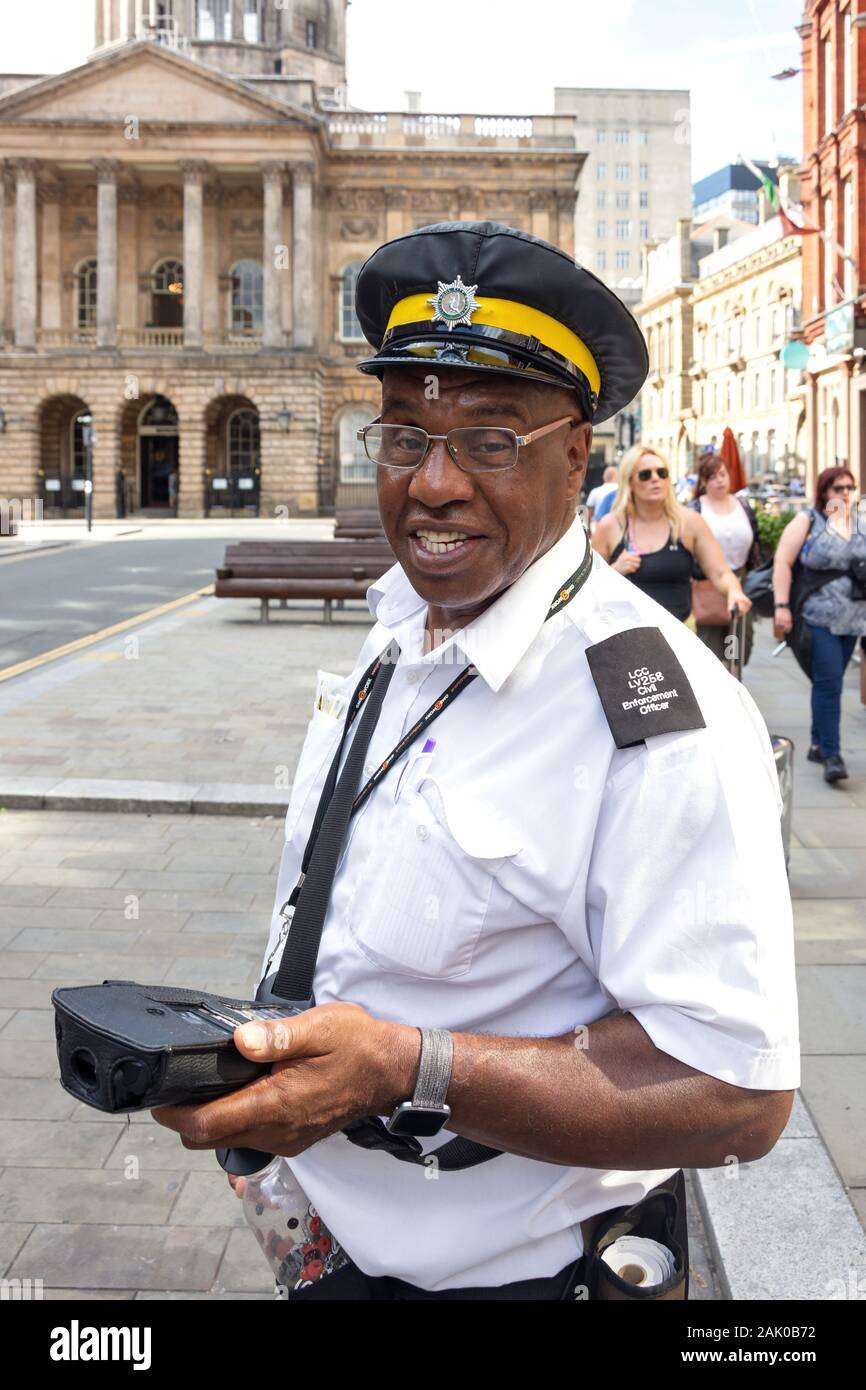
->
<box><xmin>367</xmin><ymin>515</ymin><xmax>590</xmax><ymax>692</ymax></box>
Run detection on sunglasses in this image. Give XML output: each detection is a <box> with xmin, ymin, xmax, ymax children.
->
<box><xmin>636</xmin><ymin>466</ymin><xmax>669</xmax><ymax>482</ymax></box>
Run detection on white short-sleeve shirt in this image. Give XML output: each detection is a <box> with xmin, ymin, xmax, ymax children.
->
<box><xmin>262</xmin><ymin>515</ymin><xmax>800</xmax><ymax>1292</ymax></box>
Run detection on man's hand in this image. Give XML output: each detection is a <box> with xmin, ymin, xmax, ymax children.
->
<box><xmin>152</xmin><ymin>1002</ymin><xmax>421</xmax><ymax>1159</ymax></box>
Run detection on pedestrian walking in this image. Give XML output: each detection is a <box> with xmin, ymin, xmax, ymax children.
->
<box><xmin>687</xmin><ymin>449</ymin><xmax>765</xmax><ymax>666</ymax></box>
<box><xmin>592</xmin><ymin>445</ymin><xmax>751</xmax><ymax>624</ymax></box>
<box><xmin>156</xmin><ymin>221</ymin><xmax>798</xmax><ymax>1301</ymax></box>
<box><xmin>772</xmin><ymin>467</ymin><xmax>866</xmax><ymax>784</ymax></box>
<box><xmin>585</xmin><ymin>465</ymin><xmax>618</xmax><ymax>523</ymax></box>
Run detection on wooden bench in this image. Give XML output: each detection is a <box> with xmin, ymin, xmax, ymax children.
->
<box><xmin>334</xmin><ymin>508</ymin><xmax>387</xmax><ymax>541</ymax></box>
<box><xmin>214</xmin><ymin>540</ymin><xmax>395</xmax><ymax>623</ymax></box>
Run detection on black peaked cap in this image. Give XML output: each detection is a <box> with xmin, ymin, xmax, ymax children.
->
<box><xmin>354</xmin><ymin>221</ymin><xmax>648</xmax><ymax>424</ymax></box>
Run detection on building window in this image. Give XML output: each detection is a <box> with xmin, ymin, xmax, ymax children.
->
<box><xmin>339</xmin><ymin>407</ymin><xmax>376</xmax><ymax>483</ymax></box>
<box><xmin>151</xmin><ymin>259</ymin><xmax>184</xmax><ymax>328</ymax></box>
<box><xmin>639</xmin><ymin>219</ymin><xmax>649</xmax><ymax>240</ymax></box>
<box><xmin>229</xmin><ymin>260</ymin><xmax>263</xmax><ymax>332</ymax></box>
<box><xmin>638</xmin><ymin>129</ymin><xmax>649</xmax><ymax>145</ymax></box>
<box><xmin>844</xmin><ymin>11</ymin><xmax>853</xmax><ymax>113</ymax></box>
<box><xmin>197</xmin><ymin>0</ymin><xmax>230</xmax><ymax>39</ymax></box>
<box><xmin>596</xmin><ymin>219</ymin><xmax>607</xmax><ymax>238</ymax></box>
<box><xmin>596</xmin><ymin>250</ymin><xmax>607</xmax><ymax>271</ymax></box>
<box><xmin>824</xmin><ymin>36</ymin><xmax>834</xmax><ymax>134</ymax></box>
<box><xmin>615</xmin><ymin>129</ymin><xmax>629</xmax><ymax>144</ymax></box>
<box><xmin>615</xmin><ymin>219</ymin><xmax>630</xmax><ymax>239</ymax></box>
<box><xmin>340</xmin><ymin>262</ymin><xmax>365</xmax><ymax>340</ymax></box>
<box><xmin>227</xmin><ymin>408</ymin><xmax>261</xmax><ymax>475</ymax></box>
<box><xmin>824</xmin><ymin>195</ymin><xmax>835</xmax><ymax>307</ymax></box>
<box><xmin>615</xmin><ymin>250</ymin><xmax>630</xmax><ymax>270</ymax></box>
<box><xmin>76</xmin><ymin>259</ymin><xmax>98</xmax><ymax>332</ymax></box>
<box><xmin>596</xmin><ymin>162</ymin><xmax>607</xmax><ymax>180</ymax></box>
<box><xmin>615</xmin><ymin>162</ymin><xmax>630</xmax><ymax>181</ymax></box>
<box><xmin>244</xmin><ymin>0</ymin><xmax>260</xmax><ymax>42</ymax></box>
<box><xmin>844</xmin><ymin>179</ymin><xmax>855</xmax><ymax>300</ymax></box>
<box><xmin>639</xmin><ymin>163</ymin><xmax>649</xmax><ymax>181</ymax></box>
<box><xmin>752</xmin><ymin>311</ymin><xmax>762</xmax><ymax>351</ymax></box>
<box><xmin>771</xmin><ymin>305</ymin><xmax>782</xmax><ymax>342</ymax></box>
<box><xmin>306</xmin><ymin>18</ymin><xmax>318</xmax><ymax>48</ymax></box>
<box><xmin>596</xmin><ymin>129</ymin><xmax>607</xmax><ymax>144</ymax></box>
<box><xmin>615</xmin><ymin>190</ymin><xmax>630</xmax><ymax>209</ymax></box>
<box><xmin>639</xmin><ymin>190</ymin><xmax>649</xmax><ymax>209</ymax></box>
<box><xmin>596</xmin><ymin>190</ymin><xmax>607</xmax><ymax>208</ymax></box>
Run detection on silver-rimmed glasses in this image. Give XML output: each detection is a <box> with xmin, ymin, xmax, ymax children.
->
<box><xmin>356</xmin><ymin>416</ymin><xmax>574</xmax><ymax>474</ymax></box>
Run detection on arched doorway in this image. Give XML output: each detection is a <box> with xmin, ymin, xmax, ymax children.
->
<box><xmin>38</xmin><ymin>394</ymin><xmax>92</xmax><ymax>514</ymax></box>
<box><xmin>138</xmin><ymin>395</ymin><xmax>179</xmax><ymax>510</ymax></box>
<box><xmin>203</xmin><ymin>394</ymin><xmax>261</xmax><ymax>515</ymax></box>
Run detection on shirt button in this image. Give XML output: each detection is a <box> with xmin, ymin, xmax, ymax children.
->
<box><xmin>364</xmin><ymin>762</ymin><xmax>375</xmax><ymax>777</ymax></box>
<box><xmin>416</xmin><ymin>824</ymin><xmax>430</xmax><ymax>842</ymax></box>
<box><xmin>405</xmin><ymin>669</ymin><xmax>420</xmax><ymax>684</ymax></box>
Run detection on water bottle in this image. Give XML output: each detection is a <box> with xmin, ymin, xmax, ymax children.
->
<box><xmin>235</xmin><ymin>1157</ymin><xmax>349</xmax><ymax>1296</ymax></box>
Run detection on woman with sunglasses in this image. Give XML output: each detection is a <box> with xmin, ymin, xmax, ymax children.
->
<box><xmin>773</xmin><ymin>467</ymin><xmax>866</xmax><ymax>784</ymax></box>
<box><xmin>592</xmin><ymin>444</ymin><xmax>750</xmax><ymax>624</ymax></box>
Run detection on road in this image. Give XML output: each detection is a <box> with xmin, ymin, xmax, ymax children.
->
<box><xmin>0</xmin><ymin>535</ymin><xmax>228</xmax><ymax>670</ymax></box>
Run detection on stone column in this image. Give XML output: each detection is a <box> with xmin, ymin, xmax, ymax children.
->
<box><xmin>0</xmin><ymin>166</ymin><xmax>8</xmax><ymax>343</ymax></box>
<box><xmin>12</xmin><ymin>159</ymin><xmax>38</xmax><ymax>349</ymax></box>
<box><xmin>261</xmin><ymin>161</ymin><xmax>286</xmax><ymax>348</ymax></box>
<box><xmin>231</xmin><ymin>0</ymin><xmax>244</xmax><ymax>40</ymax></box>
<box><xmin>39</xmin><ymin>181</ymin><xmax>63</xmax><ymax>334</ymax></box>
<box><xmin>291</xmin><ymin>162</ymin><xmax>315</xmax><ymax>350</ymax></box>
<box><xmin>180</xmin><ymin>160</ymin><xmax>207</xmax><ymax>348</ymax></box>
<box><xmin>121</xmin><ymin>0</ymin><xmax>136</xmax><ymax>40</ymax></box>
<box><xmin>93</xmin><ymin>159</ymin><xmax>120</xmax><ymax>349</ymax></box>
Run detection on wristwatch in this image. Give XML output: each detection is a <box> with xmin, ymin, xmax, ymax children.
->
<box><xmin>774</xmin><ymin>603</ymin><xmax>791</xmax><ymax>610</ymax></box>
<box><xmin>387</xmin><ymin>1027</ymin><xmax>453</xmax><ymax>1138</ymax></box>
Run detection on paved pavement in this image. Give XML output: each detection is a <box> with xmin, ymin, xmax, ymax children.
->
<box><xmin>0</xmin><ymin>518</ymin><xmax>332</xmax><ymax>670</ymax></box>
<box><xmin>0</xmin><ymin>588</ymin><xmax>864</xmax><ymax>1297</ymax></box>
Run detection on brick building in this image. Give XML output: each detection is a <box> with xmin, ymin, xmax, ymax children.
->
<box><xmin>0</xmin><ymin>2</ymin><xmax>579</xmax><ymax>518</ymax></box>
<box><xmin>798</xmin><ymin>0</ymin><xmax>866</xmax><ymax>479</ymax></box>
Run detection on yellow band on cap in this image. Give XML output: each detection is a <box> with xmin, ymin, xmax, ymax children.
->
<box><xmin>385</xmin><ymin>292</ymin><xmax>601</xmax><ymax>396</ymax></box>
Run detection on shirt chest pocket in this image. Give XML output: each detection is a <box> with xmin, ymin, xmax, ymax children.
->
<box><xmin>348</xmin><ymin>772</ymin><xmax>522</xmax><ymax>979</ymax></box>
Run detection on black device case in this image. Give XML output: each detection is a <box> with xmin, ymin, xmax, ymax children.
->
<box><xmin>52</xmin><ymin>981</ymin><xmax>300</xmax><ymax>1112</ymax></box>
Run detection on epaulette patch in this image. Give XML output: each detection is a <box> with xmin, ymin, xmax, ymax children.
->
<box><xmin>585</xmin><ymin>626</ymin><xmax>706</xmax><ymax>749</ymax></box>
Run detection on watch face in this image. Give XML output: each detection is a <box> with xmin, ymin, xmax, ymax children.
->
<box><xmin>387</xmin><ymin>1103</ymin><xmax>451</xmax><ymax>1138</ymax></box>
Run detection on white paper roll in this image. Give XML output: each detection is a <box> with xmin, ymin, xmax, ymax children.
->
<box><xmin>600</xmin><ymin>1235</ymin><xmax>677</xmax><ymax>1288</ymax></box>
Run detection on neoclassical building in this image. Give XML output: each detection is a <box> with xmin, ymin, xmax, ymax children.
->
<box><xmin>0</xmin><ymin>2</ymin><xmax>579</xmax><ymax>517</ymax></box>
<box><xmin>637</xmin><ymin>170</ymin><xmax>806</xmax><ymax>480</ymax></box>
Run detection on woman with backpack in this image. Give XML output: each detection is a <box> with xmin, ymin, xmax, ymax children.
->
<box><xmin>773</xmin><ymin>467</ymin><xmax>866</xmax><ymax>784</ymax></box>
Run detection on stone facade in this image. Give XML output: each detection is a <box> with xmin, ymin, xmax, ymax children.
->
<box><xmin>636</xmin><ymin>178</ymin><xmax>807</xmax><ymax>481</ymax></box>
<box><xmin>0</xmin><ymin>5</ymin><xmax>580</xmax><ymax>518</ymax></box>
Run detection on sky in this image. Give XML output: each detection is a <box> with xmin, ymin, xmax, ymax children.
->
<box><xmin>0</xmin><ymin>0</ymin><xmax>804</xmax><ymax>181</ymax></box>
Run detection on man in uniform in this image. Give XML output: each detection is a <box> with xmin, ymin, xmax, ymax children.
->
<box><xmin>156</xmin><ymin>223</ymin><xmax>799</xmax><ymax>1299</ymax></box>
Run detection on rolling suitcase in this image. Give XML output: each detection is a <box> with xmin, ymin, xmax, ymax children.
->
<box><xmin>727</xmin><ymin>609</ymin><xmax>793</xmax><ymax>871</ymax></box>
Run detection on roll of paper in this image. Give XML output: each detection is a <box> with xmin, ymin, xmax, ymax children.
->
<box><xmin>600</xmin><ymin>1235</ymin><xmax>677</xmax><ymax>1288</ymax></box>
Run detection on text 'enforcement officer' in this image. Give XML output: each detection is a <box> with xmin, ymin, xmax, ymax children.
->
<box><xmin>155</xmin><ymin>222</ymin><xmax>800</xmax><ymax>1301</ymax></box>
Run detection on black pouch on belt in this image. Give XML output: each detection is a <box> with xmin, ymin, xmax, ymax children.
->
<box><xmin>581</xmin><ymin>1169</ymin><xmax>689</xmax><ymax>1301</ymax></box>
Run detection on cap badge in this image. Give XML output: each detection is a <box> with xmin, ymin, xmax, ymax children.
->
<box><xmin>428</xmin><ymin>275</ymin><xmax>482</xmax><ymax>332</ymax></box>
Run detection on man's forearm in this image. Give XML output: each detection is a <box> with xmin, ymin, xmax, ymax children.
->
<box><xmin>383</xmin><ymin>1011</ymin><xmax>790</xmax><ymax>1170</ymax></box>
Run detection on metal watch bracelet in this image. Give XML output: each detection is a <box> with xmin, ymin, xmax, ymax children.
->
<box><xmin>411</xmin><ymin>1027</ymin><xmax>453</xmax><ymax>1110</ymax></box>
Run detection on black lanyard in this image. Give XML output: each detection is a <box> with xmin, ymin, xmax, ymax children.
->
<box><xmin>274</xmin><ymin>541</ymin><xmax>594</xmax><ymax>930</ymax></box>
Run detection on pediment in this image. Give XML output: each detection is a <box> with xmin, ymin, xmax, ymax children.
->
<box><xmin>0</xmin><ymin>41</ymin><xmax>307</xmax><ymax>127</ymax></box>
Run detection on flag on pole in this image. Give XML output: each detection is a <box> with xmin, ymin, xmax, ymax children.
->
<box><xmin>738</xmin><ymin>155</ymin><xmax>818</xmax><ymax>237</ymax></box>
